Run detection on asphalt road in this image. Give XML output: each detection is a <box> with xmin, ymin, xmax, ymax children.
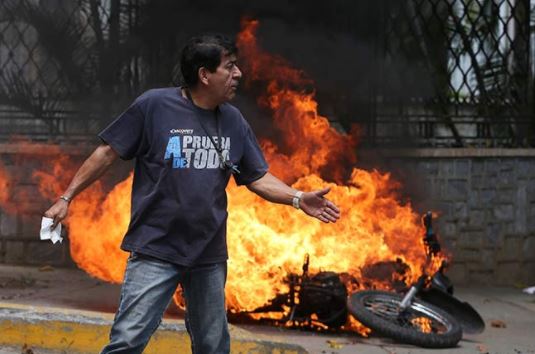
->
<box><xmin>1</xmin><ymin>265</ymin><xmax>534</xmax><ymax>354</ymax></box>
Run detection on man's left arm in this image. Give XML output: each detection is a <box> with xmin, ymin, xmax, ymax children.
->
<box><xmin>246</xmin><ymin>172</ymin><xmax>340</xmax><ymax>223</ymax></box>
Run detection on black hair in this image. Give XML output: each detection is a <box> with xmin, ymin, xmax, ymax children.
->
<box><xmin>180</xmin><ymin>34</ymin><xmax>237</xmax><ymax>88</ymax></box>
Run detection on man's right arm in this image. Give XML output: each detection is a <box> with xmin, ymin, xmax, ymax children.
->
<box><xmin>44</xmin><ymin>143</ymin><xmax>119</xmax><ymax>228</ymax></box>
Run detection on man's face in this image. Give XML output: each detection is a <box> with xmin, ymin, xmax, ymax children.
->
<box><xmin>205</xmin><ymin>52</ymin><xmax>242</xmax><ymax>103</ymax></box>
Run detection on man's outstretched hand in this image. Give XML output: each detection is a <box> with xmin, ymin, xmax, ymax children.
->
<box><xmin>246</xmin><ymin>173</ymin><xmax>341</xmax><ymax>223</ymax></box>
<box><xmin>300</xmin><ymin>187</ymin><xmax>340</xmax><ymax>223</ymax></box>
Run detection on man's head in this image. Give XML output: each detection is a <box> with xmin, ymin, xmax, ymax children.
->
<box><xmin>180</xmin><ymin>34</ymin><xmax>242</xmax><ymax>103</ymax></box>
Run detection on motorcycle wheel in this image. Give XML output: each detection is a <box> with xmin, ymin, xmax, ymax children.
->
<box><xmin>348</xmin><ymin>290</ymin><xmax>462</xmax><ymax>348</ymax></box>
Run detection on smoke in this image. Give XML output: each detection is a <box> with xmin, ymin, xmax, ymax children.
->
<box><xmin>2</xmin><ymin>0</ymin><xmax>436</xmax><ymax>146</ymax></box>
<box><xmin>225</xmin><ymin>3</ymin><xmax>434</xmax><ymax>153</ymax></box>
<box><xmin>133</xmin><ymin>0</ymin><xmax>435</xmax><ymax>119</ymax></box>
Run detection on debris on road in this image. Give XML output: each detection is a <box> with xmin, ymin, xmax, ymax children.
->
<box><xmin>39</xmin><ymin>265</ymin><xmax>55</xmax><ymax>272</ymax></box>
<box><xmin>21</xmin><ymin>344</ymin><xmax>34</xmax><ymax>354</ymax></box>
<box><xmin>477</xmin><ymin>344</ymin><xmax>489</xmax><ymax>353</ymax></box>
<box><xmin>326</xmin><ymin>339</ymin><xmax>343</xmax><ymax>349</ymax></box>
<box><xmin>490</xmin><ymin>320</ymin><xmax>506</xmax><ymax>328</ymax></box>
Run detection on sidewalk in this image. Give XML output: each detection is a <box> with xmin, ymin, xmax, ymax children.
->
<box><xmin>1</xmin><ymin>264</ymin><xmax>534</xmax><ymax>354</ymax></box>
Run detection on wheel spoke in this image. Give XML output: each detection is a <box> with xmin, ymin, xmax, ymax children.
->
<box><xmin>364</xmin><ymin>298</ymin><xmax>400</xmax><ymax>319</ymax></box>
<box><xmin>362</xmin><ymin>295</ymin><xmax>451</xmax><ymax>334</ymax></box>
<box><xmin>348</xmin><ymin>291</ymin><xmax>462</xmax><ymax>348</ymax></box>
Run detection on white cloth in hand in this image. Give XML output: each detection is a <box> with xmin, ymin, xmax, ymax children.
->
<box><xmin>40</xmin><ymin>217</ymin><xmax>63</xmax><ymax>244</ymax></box>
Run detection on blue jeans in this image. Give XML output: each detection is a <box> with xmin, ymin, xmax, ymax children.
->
<box><xmin>100</xmin><ymin>252</ymin><xmax>230</xmax><ymax>354</ymax></box>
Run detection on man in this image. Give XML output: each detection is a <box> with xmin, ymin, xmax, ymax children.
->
<box><xmin>44</xmin><ymin>34</ymin><xmax>340</xmax><ymax>354</ymax></box>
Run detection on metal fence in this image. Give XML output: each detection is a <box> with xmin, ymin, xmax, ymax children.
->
<box><xmin>0</xmin><ymin>0</ymin><xmax>533</xmax><ymax>147</ymax></box>
<box><xmin>0</xmin><ymin>0</ymin><xmax>141</xmax><ymax>142</ymax></box>
<box><xmin>367</xmin><ymin>0</ymin><xmax>534</xmax><ymax>147</ymax></box>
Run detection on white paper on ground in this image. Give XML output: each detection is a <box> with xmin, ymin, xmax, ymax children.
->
<box><xmin>40</xmin><ymin>217</ymin><xmax>63</xmax><ymax>244</ymax></box>
<box><xmin>522</xmin><ymin>286</ymin><xmax>535</xmax><ymax>295</ymax></box>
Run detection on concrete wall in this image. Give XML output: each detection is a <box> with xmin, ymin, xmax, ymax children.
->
<box><xmin>0</xmin><ymin>143</ymin><xmax>131</xmax><ymax>268</ymax></box>
<box><xmin>1</xmin><ymin>144</ymin><xmax>534</xmax><ymax>285</ymax></box>
<box><xmin>0</xmin><ymin>144</ymin><xmax>85</xmax><ymax>267</ymax></box>
<box><xmin>361</xmin><ymin>148</ymin><xmax>535</xmax><ymax>286</ymax></box>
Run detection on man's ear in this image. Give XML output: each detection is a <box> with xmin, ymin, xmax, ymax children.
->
<box><xmin>198</xmin><ymin>67</ymin><xmax>209</xmax><ymax>85</ymax></box>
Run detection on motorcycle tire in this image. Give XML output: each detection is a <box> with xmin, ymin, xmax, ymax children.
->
<box><xmin>348</xmin><ymin>290</ymin><xmax>462</xmax><ymax>348</ymax></box>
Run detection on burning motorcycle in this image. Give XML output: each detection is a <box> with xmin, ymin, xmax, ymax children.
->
<box><xmin>347</xmin><ymin>212</ymin><xmax>484</xmax><ymax>347</ymax></box>
<box><xmin>239</xmin><ymin>212</ymin><xmax>484</xmax><ymax>348</ymax></box>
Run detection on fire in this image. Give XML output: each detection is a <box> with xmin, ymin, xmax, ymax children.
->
<box><xmin>31</xmin><ymin>154</ymin><xmax>130</xmax><ymax>282</ymax></box>
<box><xmin>66</xmin><ymin>177</ymin><xmax>131</xmax><ymax>281</ymax></box>
<box><xmin>347</xmin><ymin>316</ymin><xmax>372</xmax><ymax>337</ymax></box>
<box><xmin>237</xmin><ymin>19</ymin><xmax>357</xmax><ymax>184</ymax></box>
<box><xmin>225</xmin><ymin>19</ymin><xmax>440</xmax><ymax>314</ymax></box>
<box><xmin>0</xmin><ymin>161</ymin><xmax>10</xmax><ymax>209</ymax></box>
<box><xmin>411</xmin><ymin>317</ymin><xmax>433</xmax><ymax>333</ymax></box>
<box><xmin>0</xmin><ymin>19</ymin><xmax>447</xmax><ymax>335</ymax></box>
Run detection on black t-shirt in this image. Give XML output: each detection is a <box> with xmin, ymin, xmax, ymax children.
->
<box><xmin>99</xmin><ymin>88</ymin><xmax>268</xmax><ymax>266</ymax></box>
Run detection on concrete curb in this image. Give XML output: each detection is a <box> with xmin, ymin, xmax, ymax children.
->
<box><xmin>0</xmin><ymin>303</ymin><xmax>307</xmax><ymax>354</ymax></box>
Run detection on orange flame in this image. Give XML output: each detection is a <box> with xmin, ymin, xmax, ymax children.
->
<box><xmin>237</xmin><ymin>19</ymin><xmax>357</xmax><ymax>184</ymax></box>
<box><xmin>0</xmin><ymin>19</ymin><xmax>448</xmax><ymax>336</ymax></box>
<box><xmin>223</xmin><ymin>20</ymin><xmax>440</xmax><ymax>314</ymax></box>
<box><xmin>31</xmin><ymin>155</ymin><xmax>130</xmax><ymax>282</ymax></box>
<box><xmin>411</xmin><ymin>317</ymin><xmax>433</xmax><ymax>333</ymax></box>
<box><xmin>0</xmin><ymin>161</ymin><xmax>10</xmax><ymax>210</ymax></box>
